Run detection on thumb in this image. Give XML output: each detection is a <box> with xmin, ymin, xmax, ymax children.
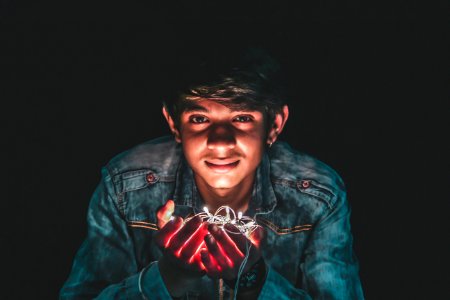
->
<box><xmin>157</xmin><ymin>199</ymin><xmax>175</xmax><ymax>228</ymax></box>
<box><xmin>248</xmin><ymin>225</ymin><xmax>265</xmax><ymax>248</ymax></box>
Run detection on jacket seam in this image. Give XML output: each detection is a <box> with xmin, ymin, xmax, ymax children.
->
<box><xmin>256</xmin><ymin>217</ymin><xmax>313</xmax><ymax>235</ymax></box>
<box><xmin>105</xmin><ymin>165</ymin><xmax>119</xmax><ymax>197</ymax></box>
<box><xmin>104</xmin><ymin>165</ymin><xmax>128</xmax><ymax>218</ymax></box>
<box><xmin>127</xmin><ymin>221</ymin><xmax>159</xmax><ymax>231</ymax></box>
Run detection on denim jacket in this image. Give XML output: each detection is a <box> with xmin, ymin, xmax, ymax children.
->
<box><xmin>60</xmin><ymin>136</ymin><xmax>364</xmax><ymax>299</ymax></box>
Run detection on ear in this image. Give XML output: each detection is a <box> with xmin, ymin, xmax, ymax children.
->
<box><xmin>267</xmin><ymin>105</ymin><xmax>289</xmax><ymax>145</ymax></box>
<box><xmin>162</xmin><ymin>106</ymin><xmax>181</xmax><ymax>143</ymax></box>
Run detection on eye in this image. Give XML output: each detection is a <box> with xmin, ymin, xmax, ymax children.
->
<box><xmin>233</xmin><ymin>115</ymin><xmax>254</xmax><ymax>123</ymax></box>
<box><xmin>189</xmin><ymin>115</ymin><xmax>209</xmax><ymax>124</ymax></box>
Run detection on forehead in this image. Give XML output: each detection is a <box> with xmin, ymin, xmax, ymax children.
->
<box><xmin>182</xmin><ymin>99</ymin><xmax>263</xmax><ymax>114</ymax></box>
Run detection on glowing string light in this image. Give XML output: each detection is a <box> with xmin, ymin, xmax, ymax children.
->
<box><xmin>186</xmin><ymin>206</ymin><xmax>260</xmax><ymax>238</ymax></box>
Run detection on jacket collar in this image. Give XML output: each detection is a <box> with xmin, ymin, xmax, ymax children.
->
<box><xmin>248</xmin><ymin>152</ymin><xmax>278</xmax><ymax>218</ymax></box>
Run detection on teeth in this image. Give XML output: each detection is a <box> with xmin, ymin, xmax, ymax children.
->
<box><xmin>208</xmin><ymin>160</ymin><xmax>238</xmax><ymax>166</ymax></box>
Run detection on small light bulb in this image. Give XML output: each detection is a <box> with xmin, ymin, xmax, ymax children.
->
<box><xmin>238</xmin><ymin>211</ymin><xmax>243</xmax><ymax>219</ymax></box>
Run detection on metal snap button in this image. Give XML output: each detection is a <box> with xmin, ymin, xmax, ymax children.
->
<box><xmin>300</xmin><ymin>180</ymin><xmax>311</xmax><ymax>189</ymax></box>
<box><xmin>146</xmin><ymin>172</ymin><xmax>157</xmax><ymax>183</ymax></box>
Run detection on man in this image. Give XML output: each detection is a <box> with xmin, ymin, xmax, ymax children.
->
<box><xmin>60</xmin><ymin>48</ymin><xmax>364</xmax><ymax>299</ymax></box>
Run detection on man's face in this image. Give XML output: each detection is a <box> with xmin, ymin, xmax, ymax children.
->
<box><xmin>176</xmin><ymin>100</ymin><xmax>267</xmax><ymax>191</ymax></box>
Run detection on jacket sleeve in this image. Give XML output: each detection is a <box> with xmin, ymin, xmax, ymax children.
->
<box><xmin>257</xmin><ymin>189</ymin><xmax>364</xmax><ymax>300</ymax></box>
<box><xmin>59</xmin><ymin>167</ymin><xmax>172</xmax><ymax>300</ymax></box>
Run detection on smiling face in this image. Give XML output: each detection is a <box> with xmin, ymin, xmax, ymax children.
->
<box><xmin>180</xmin><ymin>100</ymin><xmax>267</xmax><ymax>192</ymax></box>
<box><xmin>163</xmin><ymin>99</ymin><xmax>289</xmax><ymax>204</ymax></box>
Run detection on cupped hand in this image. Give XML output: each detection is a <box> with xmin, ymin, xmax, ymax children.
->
<box><xmin>200</xmin><ymin>223</ymin><xmax>265</xmax><ymax>280</ymax></box>
<box><xmin>155</xmin><ymin>200</ymin><xmax>208</xmax><ymax>273</ymax></box>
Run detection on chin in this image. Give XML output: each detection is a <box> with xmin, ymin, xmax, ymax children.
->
<box><xmin>209</xmin><ymin>178</ymin><xmax>236</xmax><ymax>189</ymax></box>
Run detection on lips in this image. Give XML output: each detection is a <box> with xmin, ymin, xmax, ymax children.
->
<box><xmin>205</xmin><ymin>160</ymin><xmax>240</xmax><ymax>173</ymax></box>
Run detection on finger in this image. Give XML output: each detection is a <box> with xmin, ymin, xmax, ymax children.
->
<box><xmin>168</xmin><ymin>216</ymin><xmax>203</xmax><ymax>255</ymax></box>
<box><xmin>154</xmin><ymin>216</ymin><xmax>183</xmax><ymax>248</ymax></box>
<box><xmin>248</xmin><ymin>225</ymin><xmax>265</xmax><ymax>248</ymax></box>
<box><xmin>196</xmin><ymin>252</ymin><xmax>207</xmax><ymax>271</ymax></box>
<box><xmin>200</xmin><ymin>249</ymin><xmax>221</xmax><ymax>278</ymax></box>
<box><xmin>223</xmin><ymin>224</ymin><xmax>248</xmax><ymax>256</ymax></box>
<box><xmin>204</xmin><ymin>233</ymin><xmax>233</xmax><ymax>270</ymax></box>
<box><xmin>209</xmin><ymin>224</ymin><xmax>245</xmax><ymax>262</ymax></box>
<box><xmin>157</xmin><ymin>200</ymin><xmax>175</xmax><ymax>228</ymax></box>
<box><xmin>240</xmin><ymin>227</ymin><xmax>266</xmax><ymax>273</ymax></box>
<box><xmin>180</xmin><ymin>223</ymin><xmax>208</xmax><ymax>261</ymax></box>
<box><xmin>191</xmin><ymin>250</ymin><xmax>207</xmax><ymax>272</ymax></box>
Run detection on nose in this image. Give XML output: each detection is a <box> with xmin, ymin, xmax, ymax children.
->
<box><xmin>207</xmin><ymin>123</ymin><xmax>236</xmax><ymax>151</ymax></box>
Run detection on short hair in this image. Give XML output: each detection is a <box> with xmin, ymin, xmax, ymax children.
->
<box><xmin>163</xmin><ymin>47</ymin><xmax>287</xmax><ymax>129</ymax></box>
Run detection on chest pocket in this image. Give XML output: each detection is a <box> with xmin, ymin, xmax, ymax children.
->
<box><xmin>262</xmin><ymin>177</ymin><xmax>336</xmax><ymax>234</ymax></box>
<box><xmin>256</xmin><ymin>211</ymin><xmax>313</xmax><ymax>284</ymax></box>
<box><xmin>255</xmin><ymin>178</ymin><xmax>335</xmax><ymax>283</ymax></box>
<box><xmin>112</xmin><ymin>168</ymin><xmax>177</xmax><ymax>228</ymax></box>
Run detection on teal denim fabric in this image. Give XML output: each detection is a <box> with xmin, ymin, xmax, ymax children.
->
<box><xmin>60</xmin><ymin>136</ymin><xmax>364</xmax><ymax>299</ymax></box>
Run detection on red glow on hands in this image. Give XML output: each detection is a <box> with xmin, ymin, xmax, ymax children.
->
<box><xmin>215</xmin><ymin>237</ymin><xmax>234</xmax><ymax>268</ymax></box>
<box><xmin>248</xmin><ymin>235</ymin><xmax>259</xmax><ymax>247</ymax></box>
<box><xmin>164</xmin><ymin>229</ymin><xmax>179</xmax><ymax>249</ymax></box>
<box><xmin>199</xmin><ymin>223</ymin><xmax>266</xmax><ymax>280</ymax></box>
<box><xmin>248</xmin><ymin>226</ymin><xmax>264</xmax><ymax>248</ymax></box>
<box><xmin>190</xmin><ymin>249</ymin><xmax>207</xmax><ymax>270</ymax></box>
<box><xmin>208</xmin><ymin>251</ymin><xmax>222</xmax><ymax>272</ymax></box>
<box><xmin>157</xmin><ymin>200</ymin><xmax>175</xmax><ymax>228</ymax></box>
<box><xmin>199</xmin><ymin>261</ymin><xmax>206</xmax><ymax>271</ymax></box>
<box><xmin>189</xmin><ymin>240</ymin><xmax>206</xmax><ymax>264</ymax></box>
<box><xmin>174</xmin><ymin>222</ymin><xmax>204</xmax><ymax>257</ymax></box>
<box><xmin>157</xmin><ymin>217</ymin><xmax>184</xmax><ymax>249</ymax></box>
<box><xmin>156</xmin><ymin>205</ymin><xmax>265</xmax><ymax>277</ymax></box>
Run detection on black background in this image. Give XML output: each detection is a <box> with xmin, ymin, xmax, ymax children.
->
<box><xmin>2</xmin><ymin>1</ymin><xmax>448</xmax><ymax>299</ymax></box>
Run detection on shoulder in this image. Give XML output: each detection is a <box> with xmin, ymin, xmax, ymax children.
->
<box><xmin>104</xmin><ymin>135</ymin><xmax>182</xmax><ymax>180</ymax></box>
<box><xmin>268</xmin><ymin>141</ymin><xmax>346</xmax><ymax>209</ymax></box>
<box><xmin>93</xmin><ymin>136</ymin><xmax>182</xmax><ymax>224</ymax></box>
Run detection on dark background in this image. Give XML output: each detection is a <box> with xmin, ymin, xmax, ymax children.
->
<box><xmin>2</xmin><ymin>1</ymin><xmax>448</xmax><ymax>299</ymax></box>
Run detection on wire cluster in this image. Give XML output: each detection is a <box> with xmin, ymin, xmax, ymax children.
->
<box><xmin>189</xmin><ymin>206</ymin><xmax>260</xmax><ymax>237</ymax></box>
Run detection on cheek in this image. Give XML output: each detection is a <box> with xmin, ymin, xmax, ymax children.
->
<box><xmin>182</xmin><ymin>142</ymin><xmax>200</xmax><ymax>161</ymax></box>
<box><xmin>239</xmin><ymin>135</ymin><xmax>265</xmax><ymax>161</ymax></box>
<box><xmin>181</xmin><ymin>137</ymin><xmax>206</xmax><ymax>172</ymax></box>
<box><xmin>180</xmin><ymin>129</ymin><xmax>206</xmax><ymax>151</ymax></box>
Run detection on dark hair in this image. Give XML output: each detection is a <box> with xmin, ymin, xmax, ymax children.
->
<box><xmin>163</xmin><ymin>47</ymin><xmax>287</xmax><ymax>129</ymax></box>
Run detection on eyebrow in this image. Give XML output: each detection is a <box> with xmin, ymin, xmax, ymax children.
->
<box><xmin>183</xmin><ymin>103</ymin><xmax>210</xmax><ymax>113</ymax></box>
<box><xmin>183</xmin><ymin>102</ymin><xmax>259</xmax><ymax>114</ymax></box>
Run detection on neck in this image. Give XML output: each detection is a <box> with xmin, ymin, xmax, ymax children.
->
<box><xmin>194</xmin><ymin>173</ymin><xmax>255</xmax><ymax>214</ymax></box>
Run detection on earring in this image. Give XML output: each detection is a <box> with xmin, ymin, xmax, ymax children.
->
<box><xmin>268</xmin><ymin>141</ymin><xmax>273</xmax><ymax>148</ymax></box>
<box><xmin>172</xmin><ymin>132</ymin><xmax>181</xmax><ymax>143</ymax></box>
